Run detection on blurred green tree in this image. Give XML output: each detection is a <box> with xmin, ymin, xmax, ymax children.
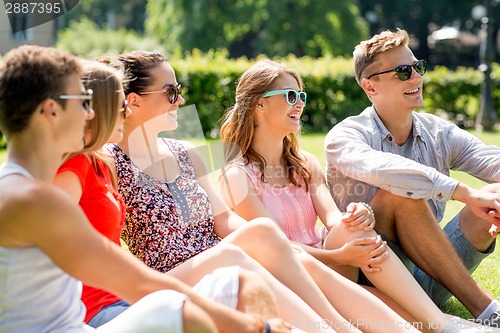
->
<box><xmin>146</xmin><ymin>0</ymin><xmax>369</xmax><ymax>57</ymax></box>
<box><xmin>61</xmin><ymin>0</ymin><xmax>147</xmax><ymax>32</ymax></box>
<box><xmin>358</xmin><ymin>0</ymin><xmax>499</xmax><ymax>66</ymax></box>
<box><xmin>56</xmin><ymin>18</ymin><xmax>164</xmax><ymax>57</ymax></box>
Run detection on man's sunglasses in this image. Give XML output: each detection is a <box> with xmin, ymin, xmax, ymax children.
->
<box><xmin>367</xmin><ymin>59</ymin><xmax>426</xmax><ymax>81</ymax></box>
<box><xmin>262</xmin><ymin>89</ymin><xmax>307</xmax><ymax>106</ymax></box>
<box><xmin>51</xmin><ymin>89</ymin><xmax>93</xmax><ymax>113</ymax></box>
<box><xmin>138</xmin><ymin>83</ymin><xmax>182</xmax><ymax>104</ymax></box>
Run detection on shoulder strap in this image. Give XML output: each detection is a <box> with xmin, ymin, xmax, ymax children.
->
<box><xmin>0</xmin><ymin>163</ymin><xmax>34</xmax><ymax>180</ymax></box>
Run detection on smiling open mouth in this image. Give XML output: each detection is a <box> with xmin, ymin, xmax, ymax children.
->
<box><xmin>404</xmin><ymin>87</ymin><xmax>420</xmax><ymax>95</ymax></box>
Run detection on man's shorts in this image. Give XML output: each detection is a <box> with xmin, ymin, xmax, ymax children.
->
<box><xmin>89</xmin><ymin>266</ymin><xmax>240</xmax><ymax>329</ymax></box>
<box><xmin>358</xmin><ymin>213</ymin><xmax>496</xmax><ymax>306</ymax></box>
<box><xmin>89</xmin><ymin>290</ymin><xmax>188</xmax><ymax>333</ymax></box>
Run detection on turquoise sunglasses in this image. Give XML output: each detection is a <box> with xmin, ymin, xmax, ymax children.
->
<box><xmin>262</xmin><ymin>89</ymin><xmax>307</xmax><ymax>106</ymax></box>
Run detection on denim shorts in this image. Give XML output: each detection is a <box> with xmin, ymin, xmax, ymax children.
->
<box><xmin>358</xmin><ymin>212</ymin><xmax>496</xmax><ymax>306</ymax></box>
<box><xmin>88</xmin><ymin>300</ymin><xmax>130</xmax><ymax>328</ymax></box>
<box><xmin>88</xmin><ymin>290</ymin><xmax>187</xmax><ymax>333</ymax></box>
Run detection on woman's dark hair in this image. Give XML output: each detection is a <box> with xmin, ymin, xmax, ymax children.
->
<box><xmin>116</xmin><ymin>51</ymin><xmax>168</xmax><ymax>96</ymax></box>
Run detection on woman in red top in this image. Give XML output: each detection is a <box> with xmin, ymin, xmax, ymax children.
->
<box><xmin>54</xmin><ymin>60</ymin><xmax>129</xmax><ymax>324</ymax></box>
<box><xmin>54</xmin><ymin>59</ymin><xmax>130</xmax><ymax>323</ymax></box>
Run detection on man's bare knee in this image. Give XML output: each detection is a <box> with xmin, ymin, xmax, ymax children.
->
<box><xmin>370</xmin><ymin>190</ymin><xmax>435</xmax><ymax>243</ymax></box>
<box><xmin>369</xmin><ymin>190</ymin><xmax>401</xmax><ymax>241</ymax></box>
<box><xmin>237</xmin><ymin>268</ymin><xmax>278</xmax><ymax>318</ymax></box>
<box><xmin>371</xmin><ymin>189</ymin><xmax>421</xmax><ymax>210</ymax></box>
<box><xmin>182</xmin><ymin>301</ymin><xmax>217</xmax><ymax>333</ymax></box>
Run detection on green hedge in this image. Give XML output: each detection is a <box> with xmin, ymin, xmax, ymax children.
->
<box><xmin>171</xmin><ymin>53</ymin><xmax>499</xmax><ymax>136</ymax></box>
<box><xmin>423</xmin><ymin>66</ymin><xmax>495</xmax><ymax>123</ymax></box>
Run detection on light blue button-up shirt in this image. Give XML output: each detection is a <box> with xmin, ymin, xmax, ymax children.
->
<box><xmin>325</xmin><ymin>106</ymin><xmax>500</xmax><ymax>222</ymax></box>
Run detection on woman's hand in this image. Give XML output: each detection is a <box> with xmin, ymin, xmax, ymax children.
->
<box><xmin>336</xmin><ymin>235</ymin><xmax>389</xmax><ymax>272</ymax></box>
<box><xmin>341</xmin><ymin>202</ymin><xmax>375</xmax><ymax>231</ymax></box>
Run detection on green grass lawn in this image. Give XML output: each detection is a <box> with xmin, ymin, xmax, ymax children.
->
<box><xmin>0</xmin><ymin>129</ymin><xmax>498</xmax><ymax>318</ymax></box>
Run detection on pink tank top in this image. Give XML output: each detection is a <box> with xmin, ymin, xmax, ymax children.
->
<box><xmin>232</xmin><ymin>160</ymin><xmax>322</xmax><ymax>248</ymax></box>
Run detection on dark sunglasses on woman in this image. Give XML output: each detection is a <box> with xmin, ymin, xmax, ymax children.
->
<box><xmin>138</xmin><ymin>83</ymin><xmax>182</xmax><ymax>104</ymax></box>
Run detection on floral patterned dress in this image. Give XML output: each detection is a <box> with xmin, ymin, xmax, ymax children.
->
<box><xmin>108</xmin><ymin>139</ymin><xmax>220</xmax><ymax>273</ymax></box>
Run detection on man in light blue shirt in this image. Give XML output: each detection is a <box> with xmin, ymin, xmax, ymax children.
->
<box><xmin>325</xmin><ymin>29</ymin><xmax>500</xmax><ymax>327</ymax></box>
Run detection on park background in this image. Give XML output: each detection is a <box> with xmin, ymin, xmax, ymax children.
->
<box><xmin>1</xmin><ymin>0</ymin><xmax>499</xmax><ymax>321</ymax></box>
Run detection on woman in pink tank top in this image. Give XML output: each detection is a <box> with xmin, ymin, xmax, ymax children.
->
<box><xmin>219</xmin><ymin>59</ymin><xmax>485</xmax><ymax>333</ymax></box>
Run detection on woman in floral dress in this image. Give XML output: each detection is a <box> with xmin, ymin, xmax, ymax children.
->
<box><xmin>107</xmin><ymin>50</ymin><xmax>445</xmax><ymax>333</ymax></box>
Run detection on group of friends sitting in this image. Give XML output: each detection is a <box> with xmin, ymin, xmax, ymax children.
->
<box><xmin>0</xmin><ymin>28</ymin><xmax>499</xmax><ymax>333</ymax></box>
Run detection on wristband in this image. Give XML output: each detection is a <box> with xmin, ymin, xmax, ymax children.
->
<box><xmin>361</xmin><ymin>202</ymin><xmax>375</xmax><ymax>220</ymax></box>
<box><xmin>254</xmin><ymin>316</ymin><xmax>272</xmax><ymax>333</ymax></box>
<box><xmin>254</xmin><ymin>316</ymin><xmax>264</xmax><ymax>333</ymax></box>
<box><xmin>264</xmin><ymin>320</ymin><xmax>271</xmax><ymax>333</ymax></box>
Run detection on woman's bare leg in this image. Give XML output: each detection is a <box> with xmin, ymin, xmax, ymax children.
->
<box><xmin>220</xmin><ymin>219</ymin><xmax>360</xmax><ymax>333</ymax></box>
<box><xmin>324</xmin><ymin>223</ymin><xmax>450</xmax><ymax>333</ymax></box>
<box><xmin>167</xmin><ymin>243</ymin><xmax>336</xmax><ymax>333</ymax></box>
<box><xmin>220</xmin><ymin>219</ymin><xmax>423</xmax><ymax>333</ymax></box>
<box><xmin>296</xmin><ymin>251</ymin><xmax>426</xmax><ymax>333</ymax></box>
<box><xmin>361</xmin><ymin>286</ymin><xmax>418</xmax><ymax>325</ymax></box>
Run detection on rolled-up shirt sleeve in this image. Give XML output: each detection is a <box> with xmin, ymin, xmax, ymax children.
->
<box><xmin>326</xmin><ymin>107</ymin><xmax>500</xmax><ymax>222</ymax></box>
<box><xmin>326</xmin><ymin>123</ymin><xmax>459</xmax><ymax>202</ymax></box>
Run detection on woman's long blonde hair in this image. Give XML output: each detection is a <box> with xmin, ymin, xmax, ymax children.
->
<box><xmin>220</xmin><ymin>59</ymin><xmax>311</xmax><ymax>190</ymax></box>
<box><xmin>80</xmin><ymin>60</ymin><xmax>124</xmax><ymax>188</ymax></box>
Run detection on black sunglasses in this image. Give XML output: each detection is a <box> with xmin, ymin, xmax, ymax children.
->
<box><xmin>138</xmin><ymin>83</ymin><xmax>182</xmax><ymax>104</ymax></box>
<box><xmin>51</xmin><ymin>89</ymin><xmax>94</xmax><ymax>113</ymax></box>
<box><xmin>367</xmin><ymin>59</ymin><xmax>426</xmax><ymax>81</ymax></box>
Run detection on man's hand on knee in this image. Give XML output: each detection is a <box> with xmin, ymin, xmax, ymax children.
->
<box><xmin>489</xmin><ymin>225</ymin><xmax>499</xmax><ymax>238</ymax></box>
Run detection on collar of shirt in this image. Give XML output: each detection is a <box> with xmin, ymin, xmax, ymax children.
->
<box><xmin>368</xmin><ymin>105</ymin><xmax>425</xmax><ymax>144</ymax></box>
